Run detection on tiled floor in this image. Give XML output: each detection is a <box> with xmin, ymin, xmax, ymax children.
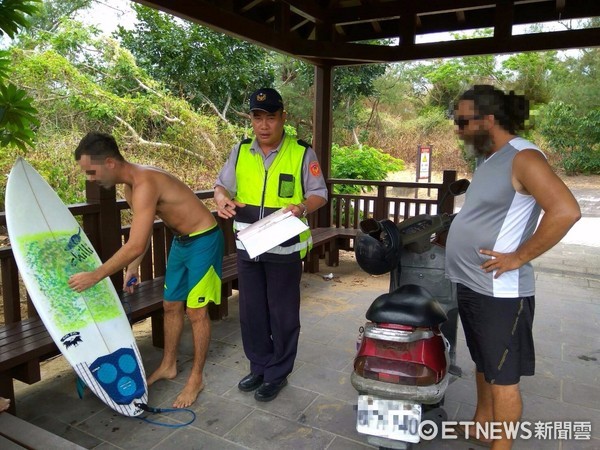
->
<box><xmin>11</xmin><ymin>242</ymin><xmax>600</xmax><ymax>449</ymax></box>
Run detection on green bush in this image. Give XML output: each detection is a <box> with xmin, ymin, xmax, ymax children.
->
<box><xmin>538</xmin><ymin>102</ymin><xmax>600</xmax><ymax>174</ymax></box>
<box><xmin>331</xmin><ymin>143</ymin><xmax>405</xmax><ymax>194</ymax></box>
<box><xmin>561</xmin><ymin>149</ymin><xmax>600</xmax><ymax>175</ymax></box>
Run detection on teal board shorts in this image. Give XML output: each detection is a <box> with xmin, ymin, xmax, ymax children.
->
<box><xmin>164</xmin><ymin>224</ymin><xmax>224</xmax><ymax>308</ymax></box>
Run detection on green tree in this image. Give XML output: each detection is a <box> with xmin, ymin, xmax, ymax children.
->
<box><xmin>2</xmin><ymin>17</ymin><xmax>241</xmax><ymax>207</ymax></box>
<box><xmin>0</xmin><ymin>0</ymin><xmax>41</xmax><ymax>150</ymax></box>
<box><xmin>277</xmin><ymin>54</ymin><xmax>387</xmax><ymax>144</ymax></box>
<box><xmin>0</xmin><ymin>0</ymin><xmax>40</xmax><ymax>39</ymax></box>
<box><xmin>399</xmin><ymin>30</ymin><xmax>500</xmax><ymax>111</ymax></box>
<box><xmin>115</xmin><ymin>4</ymin><xmax>275</xmax><ymax>123</ymax></box>
<box><xmin>501</xmin><ymin>50</ymin><xmax>558</xmax><ymax>104</ymax></box>
<box><xmin>550</xmin><ymin>48</ymin><xmax>600</xmax><ymax>116</ymax></box>
<box><xmin>538</xmin><ymin>101</ymin><xmax>600</xmax><ymax>174</ymax></box>
<box><xmin>21</xmin><ymin>0</ymin><xmax>92</xmax><ymax>38</ymax></box>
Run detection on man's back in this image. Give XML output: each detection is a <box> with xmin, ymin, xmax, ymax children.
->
<box><xmin>126</xmin><ymin>165</ymin><xmax>215</xmax><ymax>235</ymax></box>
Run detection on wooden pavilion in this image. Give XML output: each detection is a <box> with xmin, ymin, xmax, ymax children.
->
<box><xmin>135</xmin><ymin>0</ymin><xmax>600</xmax><ymax>226</ymax></box>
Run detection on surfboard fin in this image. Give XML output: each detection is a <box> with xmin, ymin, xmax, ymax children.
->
<box><xmin>76</xmin><ymin>377</ymin><xmax>87</xmax><ymax>399</ymax></box>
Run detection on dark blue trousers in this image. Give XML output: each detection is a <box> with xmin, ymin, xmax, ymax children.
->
<box><xmin>237</xmin><ymin>255</ymin><xmax>302</xmax><ymax>383</ymax></box>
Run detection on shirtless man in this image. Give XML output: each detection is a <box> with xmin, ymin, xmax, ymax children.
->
<box><xmin>68</xmin><ymin>132</ymin><xmax>223</xmax><ymax>408</ymax></box>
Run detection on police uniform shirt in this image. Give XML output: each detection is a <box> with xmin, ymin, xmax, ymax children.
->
<box><xmin>215</xmin><ymin>133</ymin><xmax>328</xmax><ymax>201</ymax></box>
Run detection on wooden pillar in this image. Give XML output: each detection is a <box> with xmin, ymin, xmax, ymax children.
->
<box><xmin>439</xmin><ymin>170</ymin><xmax>458</xmax><ymax>215</ymax></box>
<box><xmin>84</xmin><ymin>182</ymin><xmax>123</xmax><ymax>290</ymax></box>
<box><xmin>313</xmin><ymin>64</ymin><xmax>334</xmax><ymax>228</ymax></box>
<box><xmin>375</xmin><ymin>186</ymin><xmax>387</xmax><ymax>221</ymax></box>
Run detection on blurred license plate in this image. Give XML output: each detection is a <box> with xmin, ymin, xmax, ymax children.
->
<box><xmin>356</xmin><ymin>395</ymin><xmax>422</xmax><ymax>443</ymax></box>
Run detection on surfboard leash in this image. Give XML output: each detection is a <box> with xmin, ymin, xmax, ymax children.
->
<box><xmin>134</xmin><ymin>402</ymin><xmax>196</xmax><ymax>428</ymax></box>
<box><xmin>75</xmin><ymin>379</ymin><xmax>194</xmax><ymax>427</ymax></box>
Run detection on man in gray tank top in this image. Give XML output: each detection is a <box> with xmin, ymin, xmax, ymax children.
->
<box><xmin>445</xmin><ymin>85</ymin><xmax>580</xmax><ymax>448</ymax></box>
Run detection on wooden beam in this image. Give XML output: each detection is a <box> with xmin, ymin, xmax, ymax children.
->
<box><xmin>283</xmin><ymin>0</ymin><xmax>327</xmax><ymax>23</ymax></box>
<box><xmin>494</xmin><ymin>0</ymin><xmax>513</xmax><ymax>43</ymax></box>
<box><xmin>330</xmin><ymin>0</ymin><xmax>497</xmax><ymax>25</ymax></box>
<box><xmin>333</xmin><ymin>0</ymin><xmax>600</xmax><ymax>43</ymax></box>
<box><xmin>135</xmin><ymin>0</ymin><xmax>600</xmax><ymax>65</ymax></box>
<box><xmin>299</xmin><ymin>27</ymin><xmax>600</xmax><ymax>65</ymax></box>
<box><xmin>275</xmin><ymin>1</ymin><xmax>291</xmax><ymax>35</ymax></box>
<box><xmin>132</xmin><ymin>0</ymin><xmax>314</xmax><ymax>63</ymax></box>
<box><xmin>398</xmin><ymin>3</ymin><xmax>416</xmax><ymax>48</ymax></box>
<box><xmin>240</xmin><ymin>0</ymin><xmax>267</xmax><ymax>13</ymax></box>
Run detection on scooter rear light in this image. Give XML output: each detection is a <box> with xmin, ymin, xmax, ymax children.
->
<box><xmin>354</xmin><ymin>356</ymin><xmax>438</xmax><ymax>386</ymax></box>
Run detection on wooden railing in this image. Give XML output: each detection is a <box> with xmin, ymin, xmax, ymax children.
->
<box><xmin>0</xmin><ymin>170</ymin><xmax>456</xmax><ymax>325</ymax></box>
<box><xmin>313</xmin><ymin>170</ymin><xmax>457</xmax><ymax>229</ymax></box>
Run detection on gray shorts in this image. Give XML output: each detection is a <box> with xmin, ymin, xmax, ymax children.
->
<box><xmin>457</xmin><ymin>283</ymin><xmax>535</xmax><ymax>385</ymax></box>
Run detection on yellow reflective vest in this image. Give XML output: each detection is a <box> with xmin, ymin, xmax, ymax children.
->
<box><xmin>234</xmin><ymin>134</ymin><xmax>312</xmax><ymax>261</ymax></box>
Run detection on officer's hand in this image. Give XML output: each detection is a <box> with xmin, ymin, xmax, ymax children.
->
<box><xmin>284</xmin><ymin>203</ymin><xmax>306</xmax><ymax>218</ymax></box>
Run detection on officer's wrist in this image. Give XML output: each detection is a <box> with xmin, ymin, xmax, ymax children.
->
<box><xmin>299</xmin><ymin>202</ymin><xmax>308</xmax><ymax>218</ymax></box>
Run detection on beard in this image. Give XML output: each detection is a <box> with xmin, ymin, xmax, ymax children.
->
<box><xmin>463</xmin><ymin>131</ymin><xmax>494</xmax><ymax>158</ymax></box>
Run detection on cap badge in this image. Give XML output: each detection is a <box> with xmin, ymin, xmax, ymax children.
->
<box><xmin>256</xmin><ymin>93</ymin><xmax>266</xmax><ymax>102</ymax></box>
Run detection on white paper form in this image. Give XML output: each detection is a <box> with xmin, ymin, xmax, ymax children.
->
<box><xmin>236</xmin><ymin>208</ymin><xmax>309</xmax><ymax>258</ymax></box>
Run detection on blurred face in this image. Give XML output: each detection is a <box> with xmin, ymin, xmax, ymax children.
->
<box><xmin>77</xmin><ymin>154</ymin><xmax>116</xmax><ymax>189</ymax></box>
<box><xmin>251</xmin><ymin>109</ymin><xmax>286</xmax><ymax>151</ymax></box>
<box><xmin>454</xmin><ymin>100</ymin><xmax>493</xmax><ymax>158</ymax></box>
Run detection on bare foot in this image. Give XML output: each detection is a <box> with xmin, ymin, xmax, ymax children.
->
<box><xmin>146</xmin><ymin>364</ymin><xmax>177</xmax><ymax>386</ymax></box>
<box><xmin>172</xmin><ymin>374</ymin><xmax>205</xmax><ymax>408</ymax></box>
<box><xmin>0</xmin><ymin>397</ymin><xmax>10</xmax><ymax>412</ymax></box>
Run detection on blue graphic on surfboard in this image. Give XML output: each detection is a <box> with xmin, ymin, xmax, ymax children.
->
<box><xmin>5</xmin><ymin>157</ymin><xmax>147</xmax><ymax>416</ymax></box>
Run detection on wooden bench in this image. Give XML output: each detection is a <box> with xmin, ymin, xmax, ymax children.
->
<box><xmin>0</xmin><ymin>253</ymin><xmax>238</xmax><ymax>415</ymax></box>
<box><xmin>304</xmin><ymin>227</ymin><xmax>359</xmax><ymax>273</ymax></box>
<box><xmin>0</xmin><ymin>412</ymin><xmax>86</xmax><ymax>449</ymax></box>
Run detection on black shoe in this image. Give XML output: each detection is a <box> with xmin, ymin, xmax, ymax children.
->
<box><xmin>254</xmin><ymin>379</ymin><xmax>288</xmax><ymax>402</ymax></box>
<box><xmin>238</xmin><ymin>373</ymin><xmax>264</xmax><ymax>392</ymax></box>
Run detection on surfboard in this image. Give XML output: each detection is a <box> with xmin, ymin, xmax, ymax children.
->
<box><xmin>5</xmin><ymin>157</ymin><xmax>147</xmax><ymax>417</ymax></box>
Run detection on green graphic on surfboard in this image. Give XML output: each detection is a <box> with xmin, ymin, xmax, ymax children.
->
<box><xmin>18</xmin><ymin>228</ymin><xmax>121</xmax><ymax>333</ymax></box>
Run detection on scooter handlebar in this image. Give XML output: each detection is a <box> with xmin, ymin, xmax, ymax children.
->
<box><xmin>397</xmin><ymin>213</ymin><xmax>453</xmax><ymax>253</ymax></box>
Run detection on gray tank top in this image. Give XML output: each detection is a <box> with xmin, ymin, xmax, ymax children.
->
<box><xmin>445</xmin><ymin>137</ymin><xmax>542</xmax><ymax>298</ymax></box>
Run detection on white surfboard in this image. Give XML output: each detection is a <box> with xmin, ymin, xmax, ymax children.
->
<box><xmin>5</xmin><ymin>157</ymin><xmax>147</xmax><ymax>417</ymax></box>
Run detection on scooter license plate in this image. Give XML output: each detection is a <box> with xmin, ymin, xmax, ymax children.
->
<box><xmin>356</xmin><ymin>395</ymin><xmax>422</xmax><ymax>443</ymax></box>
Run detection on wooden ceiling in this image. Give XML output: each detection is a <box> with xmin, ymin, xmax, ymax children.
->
<box><xmin>134</xmin><ymin>0</ymin><xmax>600</xmax><ymax>65</ymax></box>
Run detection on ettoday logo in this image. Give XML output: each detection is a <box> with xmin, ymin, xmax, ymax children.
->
<box><xmin>417</xmin><ymin>420</ymin><xmax>592</xmax><ymax>442</ymax></box>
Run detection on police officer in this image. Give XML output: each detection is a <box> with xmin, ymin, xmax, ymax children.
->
<box><xmin>214</xmin><ymin>88</ymin><xmax>327</xmax><ymax>401</ymax></box>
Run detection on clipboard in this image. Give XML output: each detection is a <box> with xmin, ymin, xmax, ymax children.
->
<box><xmin>237</xmin><ymin>208</ymin><xmax>309</xmax><ymax>258</ymax></box>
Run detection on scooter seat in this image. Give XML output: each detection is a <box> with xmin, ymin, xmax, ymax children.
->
<box><xmin>366</xmin><ymin>284</ymin><xmax>448</xmax><ymax>327</ymax></box>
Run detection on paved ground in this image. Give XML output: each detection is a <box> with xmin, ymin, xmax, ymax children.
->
<box><xmin>10</xmin><ymin>237</ymin><xmax>600</xmax><ymax>450</ymax></box>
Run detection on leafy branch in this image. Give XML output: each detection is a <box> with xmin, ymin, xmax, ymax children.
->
<box><xmin>0</xmin><ymin>0</ymin><xmax>41</xmax><ymax>150</ymax></box>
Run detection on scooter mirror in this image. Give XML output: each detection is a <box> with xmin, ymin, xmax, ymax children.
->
<box><xmin>437</xmin><ymin>178</ymin><xmax>470</xmax><ymax>212</ymax></box>
<box><xmin>448</xmin><ymin>179</ymin><xmax>470</xmax><ymax>196</ymax></box>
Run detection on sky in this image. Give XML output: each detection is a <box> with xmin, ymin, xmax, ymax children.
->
<box><xmin>75</xmin><ymin>0</ymin><xmax>137</xmax><ymax>34</ymax></box>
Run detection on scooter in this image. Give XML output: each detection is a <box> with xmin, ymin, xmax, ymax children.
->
<box><xmin>351</xmin><ymin>180</ymin><xmax>469</xmax><ymax>449</ymax></box>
